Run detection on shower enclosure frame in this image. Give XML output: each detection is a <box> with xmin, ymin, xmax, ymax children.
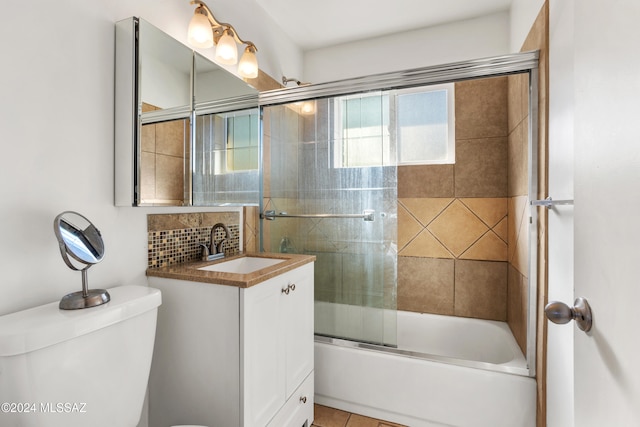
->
<box><xmin>259</xmin><ymin>50</ymin><xmax>540</xmax><ymax>378</ymax></box>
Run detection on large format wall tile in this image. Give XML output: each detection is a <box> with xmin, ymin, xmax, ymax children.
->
<box><xmin>507</xmin><ymin>263</ymin><xmax>528</xmax><ymax>354</ymax></box>
<box><xmin>454</xmin><ymin>259</ymin><xmax>508</xmax><ymax>321</ymax></box>
<box><xmin>398</xmin><ymin>165</ymin><xmax>454</xmax><ymax>198</ymax></box>
<box><xmin>398</xmin><ymin>257</ymin><xmax>454</xmax><ymax>315</ymax></box>
<box><xmin>508</xmin><ymin>118</ymin><xmax>529</xmax><ymax>197</ymax></box>
<box><xmin>455</xmin><ymin>76</ymin><xmax>508</xmax><ymax>140</ymax></box>
<box><xmin>454</xmin><ymin>137</ymin><xmax>508</xmax><ymax>197</ymax></box>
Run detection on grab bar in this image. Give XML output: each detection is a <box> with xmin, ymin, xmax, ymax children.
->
<box><xmin>261</xmin><ymin>209</ymin><xmax>375</xmax><ymax>222</ymax></box>
<box><xmin>530</xmin><ymin>197</ymin><xmax>574</xmax><ymax>209</ymax></box>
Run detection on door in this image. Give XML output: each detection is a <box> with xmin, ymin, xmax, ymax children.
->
<box><xmin>242</xmin><ymin>276</ymin><xmax>286</xmax><ymax>427</ymax></box>
<box><xmin>283</xmin><ymin>263</ymin><xmax>314</xmax><ymax>398</ymax></box>
<box><xmin>548</xmin><ymin>0</ymin><xmax>640</xmax><ymax>425</ymax></box>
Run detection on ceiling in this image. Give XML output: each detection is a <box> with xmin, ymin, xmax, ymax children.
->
<box><xmin>254</xmin><ymin>0</ymin><xmax>513</xmax><ymax>50</ymax></box>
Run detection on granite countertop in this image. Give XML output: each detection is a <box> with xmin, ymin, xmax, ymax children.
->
<box><xmin>146</xmin><ymin>252</ymin><xmax>315</xmax><ymax>288</ymax></box>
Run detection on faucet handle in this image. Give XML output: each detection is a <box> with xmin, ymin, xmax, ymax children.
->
<box><xmin>216</xmin><ymin>239</ymin><xmax>226</xmax><ymax>255</ymax></box>
<box><xmin>198</xmin><ymin>243</ymin><xmax>210</xmax><ymax>261</ymax></box>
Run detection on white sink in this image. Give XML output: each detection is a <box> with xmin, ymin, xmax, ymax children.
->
<box><xmin>198</xmin><ymin>257</ymin><xmax>285</xmax><ymax>274</ymax></box>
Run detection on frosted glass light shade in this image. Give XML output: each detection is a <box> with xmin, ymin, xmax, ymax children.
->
<box><xmin>215</xmin><ymin>30</ymin><xmax>238</xmax><ymax>65</ymax></box>
<box><xmin>238</xmin><ymin>48</ymin><xmax>258</xmax><ymax>78</ymax></box>
<box><xmin>188</xmin><ymin>12</ymin><xmax>214</xmax><ymax>48</ymax></box>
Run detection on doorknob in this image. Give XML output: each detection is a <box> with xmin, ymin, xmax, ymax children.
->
<box><xmin>544</xmin><ymin>297</ymin><xmax>593</xmax><ymax>332</ymax></box>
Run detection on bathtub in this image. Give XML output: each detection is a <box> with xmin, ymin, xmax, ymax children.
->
<box><xmin>314</xmin><ymin>304</ymin><xmax>537</xmax><ymax>427</ymax></box>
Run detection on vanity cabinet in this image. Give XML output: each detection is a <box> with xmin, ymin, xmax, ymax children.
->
<box><xmin>148</xmin><ymin>262</ymin><xmax>314</xmax><ymax>427</ymax></box>
<box><xmin>242</xmin><ymin>263</ymin><xmax>314</xmax><ymax>426</ymax></box>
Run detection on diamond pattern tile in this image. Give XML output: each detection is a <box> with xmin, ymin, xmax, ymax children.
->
<box><xmin>494</xmin><ymin>217</ymin><xmax>508</xmax><ymax>242</ymax></box>
<box><xmin>512</xmin><ymin>196</ymin><xmax>530</xmax><ymax>276</ymax></box>
<box><xmin>427</xmin><ymin>200</ymin><xmax>488</xmax><ymax>257</ymax></box>
<box><xmin>399</xmin><ymin>197</ymin><xmax>510</xmax><ymax>261</ymax></box>
<box><xmin>398</xmin><ymin>203</ymin><xmax>423</xmax><ymax>250</ymax></box>
<box><xmin>460</xmin><ymin>197</ymin><xmax>507</xmax><ymax>227</ymax></box>
<box><xmin>400</xmin><ymin>229</ymin><xmax>453</xmax><ymax>258</ymax></box>
<box><xmin>460</xmin><ymin>230</ymin><xmax>508</xmax><ymax>261</ymax></box>
<box><xmin>399</xmin><ymin>198</ymin><xmax>453</xmax><ymax>226</ymax></box>
<box><xmin>508</xmin><ymin>195</ymin><xmax>528</xmax><ymax>265</ymax></box>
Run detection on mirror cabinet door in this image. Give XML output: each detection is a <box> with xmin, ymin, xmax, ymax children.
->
<box><xmin>114</xmin><ymin>17</ymin><xmax>260</xmax><ymax>207</ymax></box>
<box><xmin>193</xmin><ymin>108</ymin><xmax>260</xmax><ymax>206</ymax></box>
<box><xmin>140</xmin><ymin>116</ymin><xmax>191</xmax><ymax>205</ymax></box>
<box><xmin>139</xmin><ymin>19</ymin><xmax>192</xmax><ymax>112</ymax></box>
<box><xmin>194</xmin><ymin>52</ymin><xmax>258</xmax><ymax>106</ymax></box>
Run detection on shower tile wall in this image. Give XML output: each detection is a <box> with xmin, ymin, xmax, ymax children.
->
<box><xmin>398</xmin><ymin>76</ymin><xmax>511</xmax><ymax>321</ymax></box>
<box><xmin>140</xmin><ymin>102</ymin><xmax>189</xmax><ymax>205</ymax></box>
<box><xmin>507</xmin><ymin>72</ymin><xmax>531</xmax><ymax>353</ymax></box>
<box><xmin>262</xmin><ymin>76</ymin><xmax>529</xmax><ymax>334</ymax></box>
<box><xmin>243</xmin><ymin>206</ymin><xmax>259</xmax><ymax>252</ymax></box>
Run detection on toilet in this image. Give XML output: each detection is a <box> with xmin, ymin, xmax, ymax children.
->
<box><xmin>0</xmin><ymin>285</ymin><xmax>161</xmax><ymax>427</ymax></box>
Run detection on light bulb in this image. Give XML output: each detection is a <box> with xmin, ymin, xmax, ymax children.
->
<box><xmin>187</xmin><ymin>10</ymin><xmax>214</xmax><ymax>48</ymax></box>
<box><xmin>215</xmin><ymin>29</ymin><xmax>238</xmax><ymax>65</ymax></box>
<box><xmin>301</xmin><ymin>101</ymin><xmax>315</xmax><ymax>115</ymax></box>
<box><xmin>238</xmin><ymin>46</ymin><xmax>258</xmax><ymax>78</ymax></box>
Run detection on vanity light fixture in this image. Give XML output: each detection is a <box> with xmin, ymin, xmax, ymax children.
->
<box><xmin>187</xmin><ymin>0</ymin><xmax>259</xmax><ymax>78</ymax></box>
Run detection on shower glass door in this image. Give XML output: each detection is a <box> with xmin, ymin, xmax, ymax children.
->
<box><xmin>261</xmin><ymin>93</ymin><xmax>398</xmax><ymax>347</ymax></box>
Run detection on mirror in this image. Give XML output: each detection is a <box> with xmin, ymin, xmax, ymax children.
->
<box><xmin>115</xmin><ymin>17</ymin><xmax>260</xmax><ymax>207</ymax></box>
<box><xmin>139</xmin><ymin>19</ymin><xmax>192</xmax><ymax>112</ymax></box>
<box><xmin>53</xmin><ymin>211</ymin><xmax>110</xmax><ymax>310</ymax></box>
<box><xmin>194</xmin><ymin>52</ymin><xmax>258</xmax><ymax>105</ymax></box>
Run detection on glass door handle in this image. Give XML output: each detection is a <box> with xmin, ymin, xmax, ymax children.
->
<box><xmin>531</xmin><ymin>197</ymin><xmax>574</xmax><ymax>209</ymax></box>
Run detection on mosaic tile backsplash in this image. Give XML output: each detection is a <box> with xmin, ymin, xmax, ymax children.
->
<box><xmin>147</xmin><ymin>212</ymin><xmax>240</xmax><ymax>269</ymax></box>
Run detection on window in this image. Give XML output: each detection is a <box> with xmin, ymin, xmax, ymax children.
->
<box><xmin>225</xmin><ymin>109</ymin><xmax>260</xmax><ymax>171</ymax></box>
<box><xmin>333</xmin><ymin>92</ymin><xmax>391</xmax><ymax>167</ymax></box>
<box><xmin>396</xmin><ymin>84</ymin><xmax>455</xmax><ymax>165</ymax></box>
<box><xmin>333</xmin><ymin>84</ymin><xmax>455</xmax><ymax>168</ymax></box>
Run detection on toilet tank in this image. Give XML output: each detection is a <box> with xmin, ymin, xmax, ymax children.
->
<box><xmin>0</xmin><ymin>285</ymin><xmax>161</xmax><ymax>427</ymax></box>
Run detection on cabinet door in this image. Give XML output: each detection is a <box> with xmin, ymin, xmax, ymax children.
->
<box><xmin>242</xmin><ymin>277</ymin><xmax>286</xmax><ymax>427</ymax></box>
<box><xmin>283</xmin><ymin>263</ymin><xmax>315</xmax><ymax>398</ymax></box>
<box><xmin>266</xmin><ymin>372</ymin><xmax>314</xmax><ymax>427</ymax></box>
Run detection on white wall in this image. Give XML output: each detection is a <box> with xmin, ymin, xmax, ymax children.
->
<box><xmin>509</xmin><ymin>0</ymin><xmax>546</xmax><ymax>52</ymax></box>
<box><xmin>303</xmin><ymin>11</ymin><xmax>510</xmax><ymax>83</ymax></box>
<box><xmin>0</xmin><ymin>0</ymin><xmax>300</xmax><ymax>317</ymax></box>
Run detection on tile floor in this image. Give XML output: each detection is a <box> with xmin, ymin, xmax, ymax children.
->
<box><xmin>311</xmin><ymin>404</ymin><xmax>407</xmax><ymax>427</ymax></box>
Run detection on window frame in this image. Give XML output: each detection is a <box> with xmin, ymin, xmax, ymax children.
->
<box><xmin>331</xmin><ymin>83</ymin><xmax>455</xmax><ymax>169</ymax></box>
<box><xmin>394</xmin><ymin>83</ymin><xmax>456</xmax><ymax>166</ymax></box>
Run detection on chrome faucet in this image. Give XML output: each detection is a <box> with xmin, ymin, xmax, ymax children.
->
<box><xmin>211</xmin><ymin>223</ymin><xmax>230</xmax><ymax>254</ymax></box>
<box><xmin>200</xmin><ymin>223</ymin><xmax>230</xmax><ymax>261</ymax></box>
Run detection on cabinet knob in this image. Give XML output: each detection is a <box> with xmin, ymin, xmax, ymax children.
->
<box><xmin>299</xmin><ymin>396</ymin><xmax>307</xmax><ymax>404</ymax></box>
<box><xmin>281</xmin><ymin>283</ymin><xmax>296</xmax><ymax>295</ymax></box>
